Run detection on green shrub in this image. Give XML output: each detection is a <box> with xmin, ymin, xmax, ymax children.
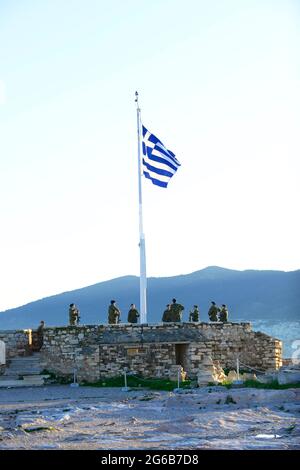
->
<box><xmin>40</xmin><ymin>369</ymin><xmax>72</xmax><ymax>384</ymax></box>
<box><xmin>82</xmin><ymin>375</ymin><xmax>191</xmax><ymax>391</ymax></box>
<box><xmin>243</xmin><ymin>380</ymin><xmax>300</xmax><ymax>390</ymax></box>
<box><xmin>220</xmin><ymin>379</ymin><xmax>300</xmax><ymax>390</ymax></box>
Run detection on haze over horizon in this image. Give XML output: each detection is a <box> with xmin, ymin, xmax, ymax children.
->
<box><xmin>1</xmin><ymin>1</ymin><xmax>299</xmax><ymax>312</ymax></box>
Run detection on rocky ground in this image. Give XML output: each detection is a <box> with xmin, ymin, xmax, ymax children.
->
<box><xmin>0</xmin><ymin>385</ymin><xmax>299</xmax><ymax>450</ymax></box>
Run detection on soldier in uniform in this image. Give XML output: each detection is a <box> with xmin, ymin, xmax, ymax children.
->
<box><xmin>108</xmin><ymin>300</ymin><xmax>121</xmax><ymax>324</ymax></box>
<box><xmin>36</xmin><ymin>320</ymin><xmax>45</xmax><ymax>350</ymax></box>
<box><xmin>127</xmin><ymin>304</ymin><xmax>140</xmax><ymax>323</ymax></box>
<box><xmin>162</xmin><ymin>304</ymin><xmax>171</xmax><ymax>322</ymax></box>
<box><xmin>170</xmin><ymin>298</ymin><xmax>184</xmax><ymax>322</ymax></box>
<box><xmin>208</xmin><ymin>301</ymin><xmax>220</xmax><ymax>322</ymax></box>
<box><xmin>219</xmin><ymin>304</ymin><xmax>229</xmax><ymax>322</ymax></box>
<box><xmin>69</xmin><ymin>303</ymin><xmax>80</xmax><ymax>325</ymax></box>
<box><xmin>189</xmin><ymin>305</ymin><xmax>200</xmax><ymax>322</ymax></box>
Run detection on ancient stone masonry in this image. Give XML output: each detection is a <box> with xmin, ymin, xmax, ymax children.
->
<box><xmin>0</xmin><ymin>330</ymin><xmax>32</xmax><ymax>360</ymax></box>
<box><xmin>200</xmin><ymin>323</ymin><xmax>282</xmax><ymax>371</ymax></box>
<box><xmin>34</xmin><ymin>322</ymin><xmax>282</xmax><ymax>383</ymax></box>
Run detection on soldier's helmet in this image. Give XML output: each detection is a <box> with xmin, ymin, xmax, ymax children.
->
<box><xmin>69</xmin><ymin>303</ymin><xmax>74</xmax><ymax>307</ymax></box>
<box><xmin>110</xmin><ymin>300</ymin><xmax>116</xmax><ymax>305</ymax></box>
<box><xmin>194</xmin><ymin>305</ymin><xmax>198</xmax><ymax>308</ymax></box>
<box><xmin>172</xmin><ymin>298</ymin><xmax>176</xmax><ymax>303</ymax></box>
<box><xmin>222</xmin><ymin>304</ymin><xmax>226</xmax><ymax>307</ymax></box>
<box><xmin>211</xmin><ymin>301</ymin><xmax>216</xmax><ymax>305</ymax></box>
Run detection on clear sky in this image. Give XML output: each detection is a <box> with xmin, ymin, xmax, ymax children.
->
<box><xmin>0</xmin><ymin>0</ymin><xmax>299</xmax><ymax>311</ymax></box>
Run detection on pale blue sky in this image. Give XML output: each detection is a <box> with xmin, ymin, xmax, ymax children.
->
<box><xmin>0</xmin><ymin>0</ymin><xmax>299</xmax><ymax>311</ymax></box>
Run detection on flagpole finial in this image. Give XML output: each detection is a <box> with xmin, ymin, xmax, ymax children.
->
<box><xmin>135</xmin><ymin>91</ymin><xmax>140</xmax><ymax>110</ymax></box>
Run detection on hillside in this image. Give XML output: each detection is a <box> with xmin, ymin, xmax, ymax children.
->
<box><xmin>0</xmin><ymin>266</ymin><xmax>299</xmax><ymax>329</ymax></box>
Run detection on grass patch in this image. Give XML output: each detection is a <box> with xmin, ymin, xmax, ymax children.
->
<box><xmin>40</xmin><ymin>369</ymin><xmax>56</xmax><ymax>378</ymax></box>
<box><xmin>56</xmin><ymin>376</ymin><xmax>73</xmax><ymax>385</ymax></box>
<box><xmin>220</xmin><ymin>381</ymin><xmax>233</xmax><ymax>389</ymax></box>
<box><xmin>40</xmin><ymin>369</ymin><xmax>72</xmax><ymax>384</ymax></box>
<box><xmin>221</xmin><ymin>379</ymin><xmax>300</xmax><ymax>390</ymax></box>
<box><xmin>243</xmin><ymin>380</ymin><xmax>300</xmax><ymax>390</ymax></box>
<box><xmin>82</xmin><ymin>375</ymin><xmax>191</xmax><ymax>391</ymax></box>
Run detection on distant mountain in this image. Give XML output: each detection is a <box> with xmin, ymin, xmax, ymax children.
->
<box><xmin>0</xmin><ymin>266</ymin><xmax>299</xmax><ymax>330</ymax></box>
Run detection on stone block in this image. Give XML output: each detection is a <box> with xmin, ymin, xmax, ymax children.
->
<box><xmin>0</xmin><ymin>341</ymin><xmax>6</xmax><ymax>365</ymax></box>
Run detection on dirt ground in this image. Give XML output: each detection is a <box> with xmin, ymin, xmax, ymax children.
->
<box><xmin>0</xmin><ymin>385</ymin><xmax>299</xmax><ymax>450</ymax></box>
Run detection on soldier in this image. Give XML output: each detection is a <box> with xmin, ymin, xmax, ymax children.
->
<box><xmin>219</xmin><ymin>304</ymin><xmax>229</xmax><ymax>322</ymax></box>
<box><xmin>69</xmin><ymin>303</ymin><xmax>80</xmax><ymax>325</ymax></box>
<box><xmin>127</xmin><ymin>303</ymin><xmax>140</xmax><ymax>323</ymax></box>
<box><xmin>162</xmin><ymin>304</ymin><xmax>171</xmax><ymax>322</ymax></box>
<box><xmin>36</xmin><ymin>320</ymin><xmax>45</xmax><ymax>350</ymax></box>
<box><xmin>189</xmin><ymin>305</ymin><xmax>200</xmax><ymax>322</ymax></box>
<box><xmin>170</xmin><ymin>298</ymin><xmax>184</xmax><ymax>322</ymax></box>
<box><xmin>108</xmin><ymin>300</ymin><xmax>121</xmax><ymax>324</ymax></box>
<box><xmin>208</xmin><ymin>301</ymin><xmax>220</xmax><ymax>322</ymax></box>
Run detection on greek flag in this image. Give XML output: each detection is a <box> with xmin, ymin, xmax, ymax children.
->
<box><xmin>142</xmin><ymin>126</ymin><xmax>181</xmax><ymax>188</ymax></box>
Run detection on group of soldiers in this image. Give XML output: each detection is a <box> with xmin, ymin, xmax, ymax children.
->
<box><xmin>207</xmin><ymin>301</ymin><xmax>229</xmax><ymax>322</ymax></box>
<box><xmin>162</xmin><ymin>298</ymin><xmax>186</xmax><ymax>322</ymax></box>
<box><xmin>67</xmin><ymin>299</ymin><xmax>229</xmax><ymax>326</ymax></box>
<box><xmin>68</xmin><ymin>301</ymin><xmax>140</xmax><ymax>326</ymax></box>
<box><xmin>107</xmin><ymin>298</ymin><xmax>229</xmax><ymax>324</ymax></box>
<box><xmin>162</xmin><ymin>299</ymin><xmax>228</xmax><ymax>323</ymax></box>
<box><xmin>108</xmin><ymin>300</ymin><xmax>140</xmax><ymax>324</ymax></box>
<box><xmin>34</xmin><ymin>299</ymin><xmax>228</xmax><ymax>352</ymax></box>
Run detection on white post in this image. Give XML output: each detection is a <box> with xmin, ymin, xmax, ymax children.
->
<box><xmin>135</xmin><ymin>91</ymin><xmax>147</xmax><ymax>324</ymax></box>
<box><xmin>122</xmin><ymin>368</ymin><xmax>129</xmax><ymax>391</ymax></box>
<box><xmin>237</xmin><ymin>357</ymin><xmax>240</xmax><ymax>381</ymax></box>
<box><xmin>0</xmin><ymin>340</ymin><xmax>5</xmax><ymax>365</ymax></box>
<box><xmin>177</xmin><ymin>367</ymin><xmax>180</xmax><ymax>389</ymax></box>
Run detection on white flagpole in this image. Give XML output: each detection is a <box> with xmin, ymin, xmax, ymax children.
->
<box><xmin>135</xmin><ymin>91</ymin><xmax>147</xmax><ymax>323</ymax></box>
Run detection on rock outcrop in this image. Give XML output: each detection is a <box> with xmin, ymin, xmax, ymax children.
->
<box><xmin>197</xmin><ymin>356</ymin><xmax>226</xmax><ymax>386</ymax></box>
<box><xmin>277</xmin><ymin>364</ymin><xmax>300</xmax><ymax>385</ymax></box>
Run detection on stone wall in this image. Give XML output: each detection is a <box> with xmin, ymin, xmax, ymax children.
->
<box><xmin>0</xmin><ymin>330</ymin><xmax>32</xmax><ymax>360</ymax></box>
<box><xmin>196</xmin><ymin>323</ymin><xmax>282</xmax><ymax>371</ymax></box>
<box><xmin>38</xmin><ymin>322</ymin><xmax>282</xmax><ymax>382</ymax></box>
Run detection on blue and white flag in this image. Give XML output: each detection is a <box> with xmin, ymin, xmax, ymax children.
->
<box><xmin>142</xmin><ymin>126</ymin><xmax>181</xmax><ymax>188</ymax></box>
